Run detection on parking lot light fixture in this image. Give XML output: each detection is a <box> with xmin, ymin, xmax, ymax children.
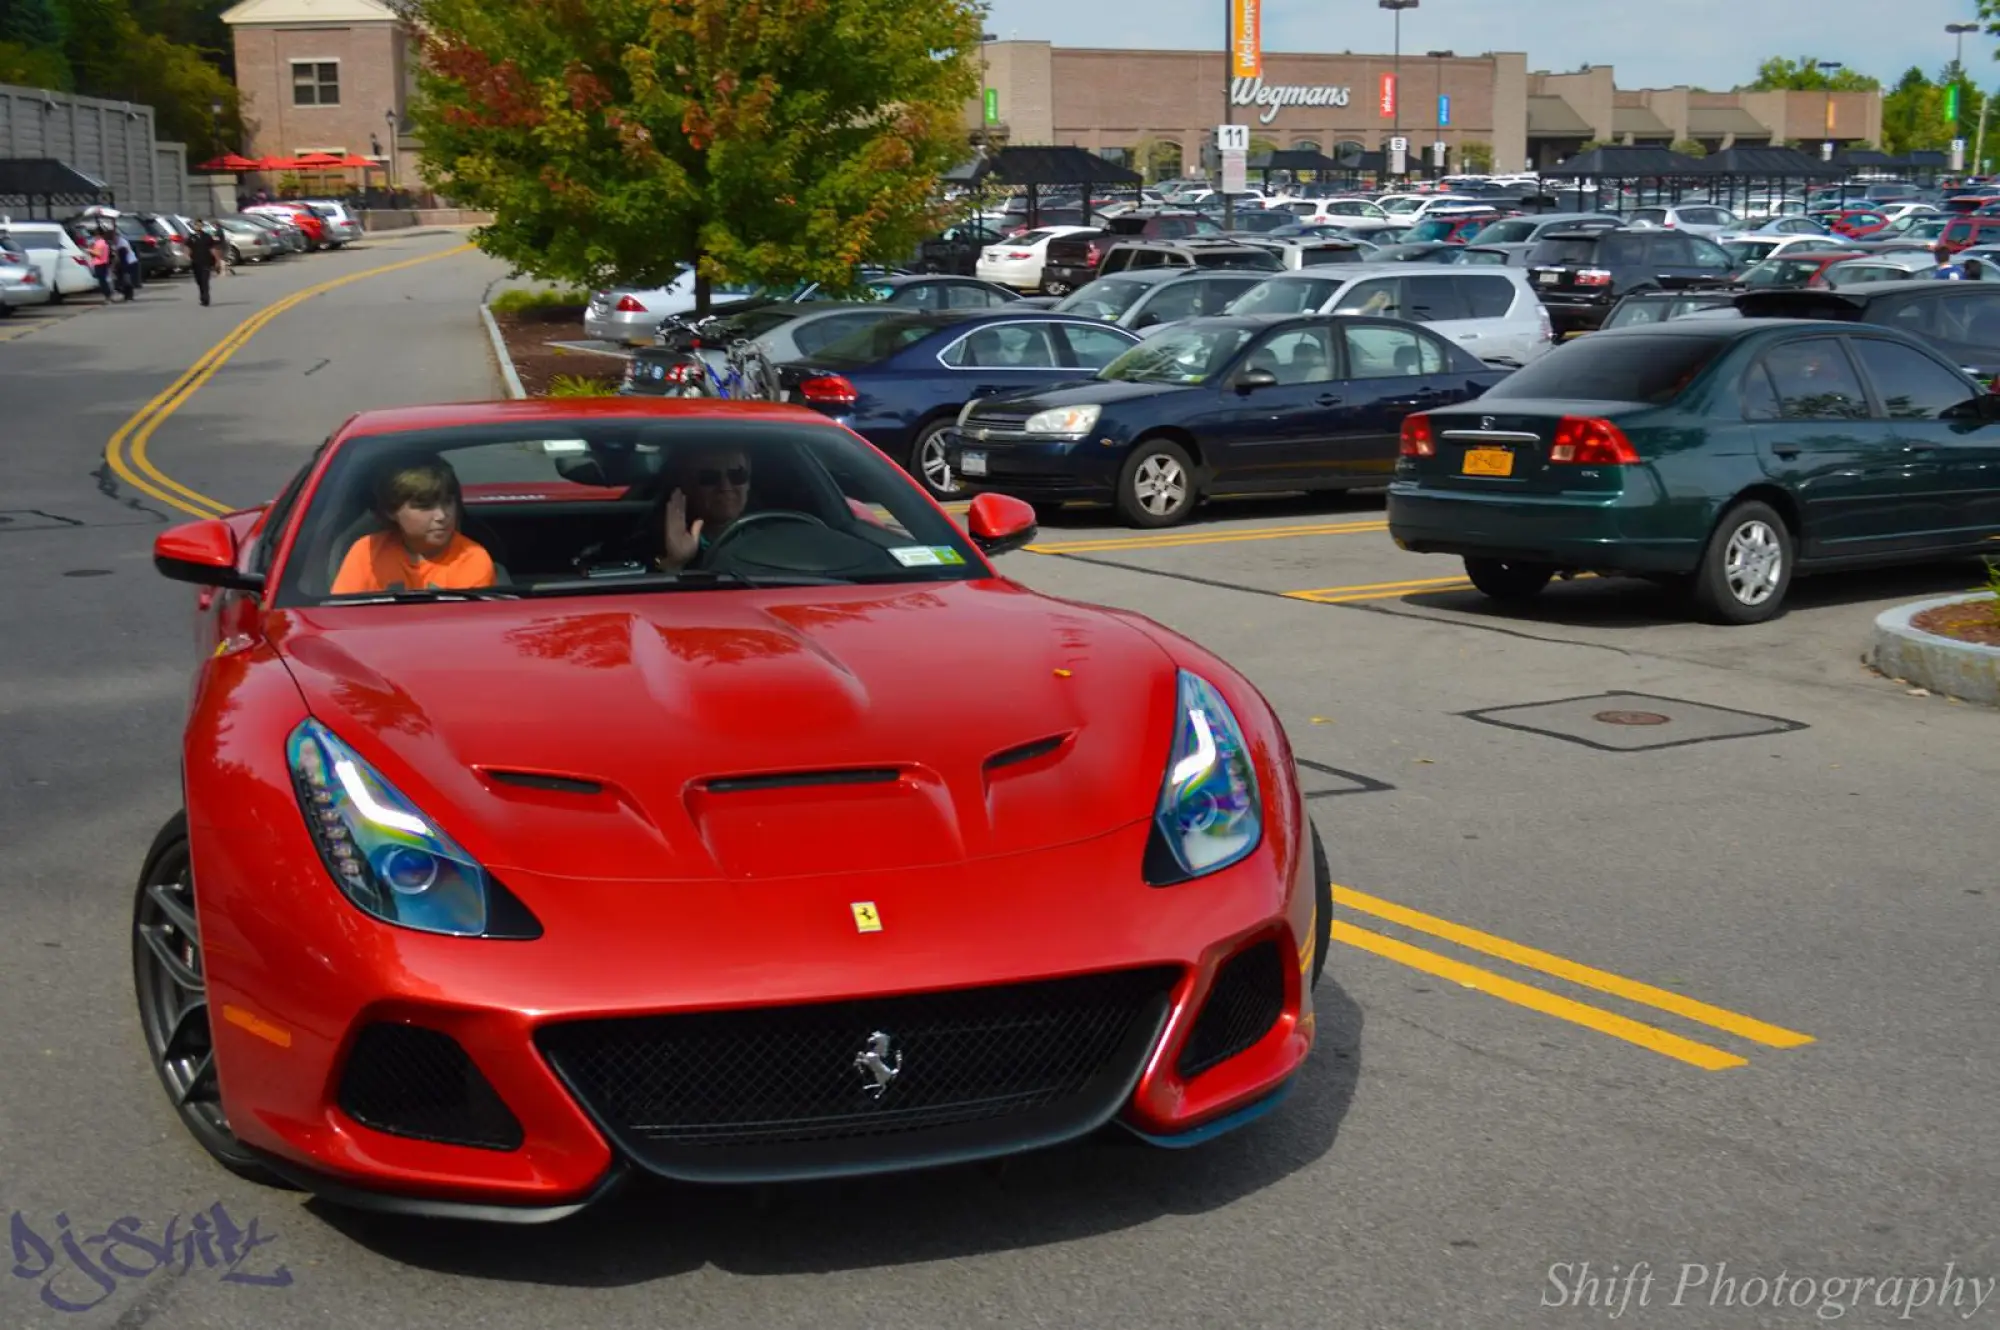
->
<box><xmin>1380</xmin><ymin>0</ymin><xmax>1418</xmax><ymax>181</ymax></box>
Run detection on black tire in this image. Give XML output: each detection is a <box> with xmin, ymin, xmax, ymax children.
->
<box><xmin>47</xmin><ymin>285</ymin><xmax>63</xmax><ymax>305</ymax></box>
<box><xmin>1690</xmin><ymin>499</ymin><xmax>1793</xmax><ymax>624</ymax></box>
<box><xmin>1309</xmin><ymin>820</ymin><xmax>1333</xmax><ymax>989</ymax></box>
<box><xmin>1463</xmin><ymin>556</ymin><xmax>1555</xmax><ymax>601</ymax></box>
<box><xmin>908</xmin><ymin>419</ymin><xmax>962</xmax><ymax>500</ymax></box>
<box><xmin>131</xmin><ymin>812</ymin><xmax>285</xmax><ymax>1186</ymax></box>
<box><xmin>1115</xmin><ymin>436</ymin><xmax>1199</xmax><ymax>528</ymax></box>
<box><xmin>227</xmin><ymin>245</ymin><xmax>242</xmax><ymax>265</ymax></box>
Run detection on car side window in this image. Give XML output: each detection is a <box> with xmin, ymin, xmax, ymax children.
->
<box><xmin>1740</xmin><ymin>364</ymin><xmax>1784</xmax><ymax>420</ymax></box>
<box><xmin>1241</xmin><ymin>327</ymin><xmax>1337</xmax><ymax>384</ymax></box>
<box><xmin>1134</xmin><ymin>281</ymin><xmax>1204</xmax><ymax>326</ymax></box>
<box><xmin>1687</xmin><ymin>237</ymin><xmax>1734</xmax><ymax>271</ymax></box>
<box><xmin>1846</xmin><ymin>338</ymin><xmax>1982</xmax><ymax>419</ymax></box>
<box><xmin>251</xmin><ymin>451</ymin><xmax>323</xmax><ymax>574</ymax></box>
<box><xmin>1098</xmin><ymin>250</ymin><xmax>1136</xmax><ymax>274</ymax></box>
<box><xmin>1597</xmin><ymin>234</ymin><xmax>1646</xmax><ymax>266</ymax></box>
<box><xmin>1405</xmin><ymin>275</ymin><xmax>1469</xmax><ymax>322</ymax></box>
<box><xmin>1196</xmin><ymin>277</ymin><xmax>1258</xmax><ymax>314</ymax></box>
<box><xmin>1333</xmin><ymin>277</ymin><xmax>1401</xmax><ymax>316</ymax></box>
<box><xmin>1454</xmin><ymin>274</ymin><xmax>1515</xmax><ymax>318</ymax></box>
<box><xmin>939</xmin><ymin>322</ymin><xmax>1059</xmax><ymax>368</ymax></box>
<box><xmin>1053</xmin><ymin>323</ymin><xmax>1137</xmax><ymax>368</ymax></box>
<box><xmin>794</xmin><ymin>314</ymin><xmax>878</xmax><ymax>357</ymax></box>
<box><xmin>1344</xmin><ymin>324</ymin><xmax>1446</xmax><ymax>378</ymax></box>
<box><xmin>944</xmin><ymin>283</ymin><xmax>1004</xmax><ymax>308</ymax></box>
<box><xmin>1942</xmin><ymin>290</ymin><xmax>2000</xmax><ymax>345</ymax></box>
<box><xmin>1646</xmin><ymin>233</ymin><xmax>1697</xmax><ymax>266</ymax></box>
<box><xmin>1759</xmin><ymin>339</ymin><xmax>1872</xmax><ymax>420</ymax></box>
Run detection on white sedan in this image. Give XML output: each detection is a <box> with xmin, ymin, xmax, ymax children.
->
<box><xmin>975</xmin><ymin>225</ymin><xmax>1100</xmax><ymax>292</ymax></box>
<box><xmin>0</xmin><ymin>222</ymin><xmax>99</xmax><ymax>301</ymax></box>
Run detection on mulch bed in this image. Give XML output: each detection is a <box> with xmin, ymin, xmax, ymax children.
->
<box><xmin>1911</xmin><ymin>597</ymin><xmax>2000</xmax><ymax>648</ymax></box>
<box><xmin>488</xmin><ymin>303</ymin><xmax>625</xmax><ymax>397</ymax></box>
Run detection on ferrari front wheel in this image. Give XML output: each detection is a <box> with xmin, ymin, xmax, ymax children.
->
<box><xmin>131</xmin><ymin>812</ymin><xmax>281</xmax><ymax>1185</ymax></box>
<box><xmin>1309</xmin><ymin>820</ymin><xmax>1333</xmax><ymax>989</ymax></box>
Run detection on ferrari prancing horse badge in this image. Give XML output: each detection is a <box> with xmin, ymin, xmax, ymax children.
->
<box><xmin>851</xmin><ymin>901</ymin><xmax>882</xmax><ymax>933</ymax></box>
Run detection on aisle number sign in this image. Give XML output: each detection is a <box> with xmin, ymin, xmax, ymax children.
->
<box><xmin>1231</xmin><ymin>0</ymin><xmax>1261</xmax><ymax>78</ymax></box>
<box><xmin>1217</xmin><ymin>124</ymin><xmax>1250</xmax><ymax>153</ymax></box>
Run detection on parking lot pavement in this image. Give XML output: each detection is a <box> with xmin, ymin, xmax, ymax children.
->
<box><xmin>0</xmin><ymin>295</ymin><xmax>110</xmax><ymax>341</ymax></box>
<box><xmin>4</xmin><ymin>264</ymin><xmax>1999</xmax><ymax>1328</ymax></box>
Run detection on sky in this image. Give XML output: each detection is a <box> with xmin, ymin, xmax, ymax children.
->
<box><xmin>981</xmin><ymin>0</ymin><xmax>1998</xmax><ymax>91</ymax></box>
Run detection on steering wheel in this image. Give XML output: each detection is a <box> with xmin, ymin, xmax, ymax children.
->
<box><xmin>700</xmin><ymin>510</ymin><xmax>829</xmax><ymax>562</ymax></box>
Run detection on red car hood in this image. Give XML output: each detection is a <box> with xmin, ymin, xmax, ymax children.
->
<box><xmin>271</xmin><ymin>581</ymin><xmax>1180</xmax><ymax>881</ymax></box>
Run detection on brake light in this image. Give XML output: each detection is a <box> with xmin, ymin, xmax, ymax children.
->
<box><xmin>1399</xmin><ymin>413</ymin><xmax>1435</xmax><ymax>457</ymax></box>
<box><xmin>1084</xmin><ymin>241</ymin><xmax>1106</xmax><ymax>266</ymax></box>
<box><xmin>615</xmin><ymin>295</ymin><xmax>646</xmax><ymax>312</ymax></box>
<box><xmin>799</xmin><ymin>374</ymin><xmax>857</xmax><ymax>406</ymax></box>
<box><xmin>1575</xmin><ymin>269</ymin><xmax>1612</xmax><ymax>287</ymax></box>
<box><xmin>1006</xmin><ymin>250</ymin><xmax>1033</xmax><ymax>260</ymax></box>
<box><xmin>1548</xmin><ymin>416</ymin><xmax>1638</xmax><ymax>464</ymax></box>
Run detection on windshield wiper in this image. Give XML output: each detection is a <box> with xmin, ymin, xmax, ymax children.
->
<box><xmin>330</xmin><ymin>587</ymin><xmax>522</xmax><ymax>604</ymax></box>
<box><xmin>526</xmin><ymin>569</ymin><xmax>852</xmax><ymax>595</ymax></box>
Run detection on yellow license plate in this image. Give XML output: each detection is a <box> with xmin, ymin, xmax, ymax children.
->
<box><xmin>1463</xmin><ymin>448</ymin><xmax>1514</xmax><ymax>477</ymax></box>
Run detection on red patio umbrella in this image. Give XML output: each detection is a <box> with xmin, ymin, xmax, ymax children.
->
<box><xmin>292</xmin><ymin>151</ymin><xmax>344</xmax><ymax>168</ymax></box>
<box><xmin>197</xmin><ymin>152</ymin><xmax>264</xmax><ymax>172</ymax></box>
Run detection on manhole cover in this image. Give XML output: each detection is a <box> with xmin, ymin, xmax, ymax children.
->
<box><xmin>1594</xmin><ymin>710</ymin><xmax>1669</xmax><ymax>726</ymax></box>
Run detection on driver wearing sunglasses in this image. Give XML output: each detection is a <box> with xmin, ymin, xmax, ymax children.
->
<box><xmin>653</xmin><ymin>446</ymin><xmax>753</xmax><ymax>572</ymax></box>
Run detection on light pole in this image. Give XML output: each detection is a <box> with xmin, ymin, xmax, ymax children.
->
<box><xmin>1949</xmin><ymin>22</ymin><xmax>1979</xmax><ymax>171</ymax></box>
<box><xmin>1380</xmin><ymin>0</ymin><xmax>1417</xmax><ymax>183</ymax></box>
<box><xmin>384</xmin><ymin>108</ymin><xmax>398</xmax><ymax>192</ymax></box>
<box><xmin>1427</xmin><ymin>49</ymin><xmax>1452</xmax><ymax>180</ymax></box>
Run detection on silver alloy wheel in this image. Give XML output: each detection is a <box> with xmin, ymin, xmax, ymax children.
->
<box><xmin>920</xmin><ymin>432</ymin><xmax>960</xmax><ymax>495</ymax></box>
<box><xmin>1133</xmin><ymin>453</ymin><xmax>1188</xmax><ymax>516</ymax></box>
<box><xmin>135</xmin><ymin>856</ymin><xmax>228</xmax><ymax>1140</ymax></box>
<box><xmin>1724</xmin><ymin>519</ymin><xmax>1783</xmax><ymax>605</ymax></box>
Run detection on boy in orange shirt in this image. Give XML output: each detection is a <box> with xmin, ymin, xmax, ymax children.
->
<box><xmin>331</xmin><ymin>460</ymin><xmax>495</xmax><ymax>595</ymax></box>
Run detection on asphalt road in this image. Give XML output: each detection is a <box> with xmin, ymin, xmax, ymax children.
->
<box><xmin>3</xmin><ymin>231</ymin><xmax>1997</xmax><ymax>1329</ymax></box>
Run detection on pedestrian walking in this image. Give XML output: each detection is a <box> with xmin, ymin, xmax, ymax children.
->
<box><xmin>187</xmin><ymin>221</ymin><xmax>219</xmax><ymax>306</ymax></box>
<box><xmin>87</xmin><ymin>230</ymin><xmax>111</xmax><ymax>297</ymax></box>
<box><xmin>111</xmin><ymin>230</ymin><xmax>139</xmax><ymax>300</ymax></box>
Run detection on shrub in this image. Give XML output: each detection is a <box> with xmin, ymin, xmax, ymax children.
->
<box><xmin>490</xmin><ymin>287</ymin><xmax>590</xmax><ymax>315</ymax></box>
<box><xmin>545</xmin><ymin>374</ymin><xmax>615</xmax><ymax>397</ymax></box>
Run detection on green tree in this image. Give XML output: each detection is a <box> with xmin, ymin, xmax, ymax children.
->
<box><xmin>1457</xmin><ymin>139</ymin><xmax>1494</xmax><ymax>171</ymax></box>
<box><xmin>1669</xmin><ymin>138</ymin><xmax>1708</xmax><ymax>157</ymax></box>
<box><xmin>2</xmin><ymin>0</ymin><xmax>64</xmax><ymax>50</ymax></box>
<box><xmin>410</xmin><ymin>0</ymin><xmax>982</xmax><ymax>311</ymax></box>
<box><xmin>1745</xmin><ymin>56</ymin><xmax>1880</xmax><ymax>91</ymax></box>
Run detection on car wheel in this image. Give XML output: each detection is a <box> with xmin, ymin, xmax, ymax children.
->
<box><xmin>1691</xmin><ymin>499</ymin><xmax>1792</xmax><ymax>624</ymax></box>
<box><xmin>1309</xmin><ymin>820</ymin><xmax>1333</xmax><ymax>989</ymax></box>
<box><xmin>131</xmin><ymin>812</ymin><xmax>283</xmax><ymax>1186</ymax></box>
<box><xmin>1463</xmin><ymin>556</ymin><xmax>1555</xmax><ymax>601</ymax></box>
<box><xmin>228</xmin><ymin>245</ymin><xmax>242</xmax><ymax>265</ymax></box>
<box><xmin>1043</xmin><ymin>280</ymin><xmax>1071</xmax><ymax>297</ymax></box>
<box><xmin>1116</xmin><ymin>437</ymin><xmax>1198</xmax><ymax>528</ymax></box>
<box><xmin>909</xmin><ymin>419</ymin><xmax>962</xmax><ymax>500</ymax></box>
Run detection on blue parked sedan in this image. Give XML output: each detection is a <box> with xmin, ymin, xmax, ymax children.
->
<box><xmin>937</xmin><ymin>314</ymin><xmax>1510</xmax><ymax>526</ymax></box>
<box><xmin>776</xmin><ymin>310</ymin><xmax>1144</xmax><ymax>498</ymax></box>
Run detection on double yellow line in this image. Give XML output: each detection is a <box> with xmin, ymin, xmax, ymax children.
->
<box><xmin>1029</xmin><ymin>518</ymin><xmax>1387</xmax><ymax>555</ymax></box>
<box><xmin>1287</xmin><ymin>574</ymin><xmax>1473</xmax><ymax>604</ymax></box>
<box><xmin>1334</xmin><ymin>886</ymin><xmax>1813</xmax><ymax>1070</ymax></box>
<box><xmin>103</xmin><ymin>243</ymin><xmax>475</xmax><ymax>518</ymax></box>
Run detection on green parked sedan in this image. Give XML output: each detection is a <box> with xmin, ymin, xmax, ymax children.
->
<box><xmin>1386</xmin><ymin>319</ymin><xmax>2000</xmax><ymax>623</ymax></box>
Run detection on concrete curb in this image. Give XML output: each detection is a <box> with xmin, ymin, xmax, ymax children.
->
<box><xmin>1869</xmin><ymin>594</ymin><xmax>2000</xmax><ymax>706</ymax></box>
<box><xmin>478</xmin><ymin>293</ymin><xmax>527</xmax><ymax>400</ymax></box>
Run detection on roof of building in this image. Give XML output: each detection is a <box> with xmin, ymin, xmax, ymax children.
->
<box><xmin>1687</xmin><ymin>106</ymin><xmax>1770</xmax><ymax>138</ymax></box>
<box><xmin>221</xmin><ymin>0</ymin><xmax>397</xmax><ymax>25</ymax></box>
<box><xmin>1611</xmin><ymin>106</ymin><xmax>1673</xmax><ymax>138</ymax></box>
<box><xmin>1526</xmin><ymin>95</ymin><xmax>1593</xmax><ymax>137</ymax></box>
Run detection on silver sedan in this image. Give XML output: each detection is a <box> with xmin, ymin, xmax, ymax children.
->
<box><xmin>0</xmin><ymin>246</ymin><xmax>52</xmax><ymax>313</ymax></box>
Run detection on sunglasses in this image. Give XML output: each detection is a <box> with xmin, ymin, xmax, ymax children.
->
<box><xmin>695</xmin><ymin>466</ymin><xmax>750</xmax><ymax>487</ymax></box>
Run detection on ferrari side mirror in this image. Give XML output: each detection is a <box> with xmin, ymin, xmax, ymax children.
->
<box><xmin>154</xmin><ymin>518</ymin><xmax>263</xmax><ymax>592</ymax></box>
<box><xmin>966</xmin><ymin>492</ymin><xmax>1038</xmax><ymax>556</ymax></box>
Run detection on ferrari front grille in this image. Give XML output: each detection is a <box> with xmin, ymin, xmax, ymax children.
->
<box><xmin>1176</xmin><ymin>940</ymin><xmax>1286</xmax><ymax>1080</ymax></box>
<box><xmin>336</xmin><ymin>1023</ymin><xmax>524</xmax><ymax>1151</ymax></box>
<box><xmin>536</xmin><ymin>967</ymin><xmax>1179</xmax><ymax>1179</ymax></box>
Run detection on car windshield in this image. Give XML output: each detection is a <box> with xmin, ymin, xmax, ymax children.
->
<box><xmin>1404</xmin><ymin>219</ymin><xmax>1463</xmax><ymax>242</ymax></box>
<box><xmin>1484</xmin><ymin>333</ymin><xmax>1727</xmax><ymax>404</ymax></box>
<box><xmin>1096</xmin><ymin>326</ymin><xmax>1254</xmax><ymax>384</ymax></box>
<box><xmin>1603</xmin><ymin>300</ymin><xmax>1675</xmax><ymax>329</ymax></box>
<box><xmin>1228</xmin><ymin>276</ymin><xmax>1341</xmax><ymax>314</ymax></box>
<box><xmin>274</xmin><ymin>417</ymin><xmax>984</xmax><ymax>607</ymax></box>
<box><xmin>1527</xmin><ymin>236</ymin><xmax>1604</xmax><ymax>265</ymax></box>
<box><xmin>1472</xmin><ymin>219</ymin><xmax>1538</xmax><ymax>243</ymax></box>
<box><xmin>1055</xmin><ymin>277</ymin><xmax>1153</xmax><ymax>319</ymax></box>
<box><xmin>1741</xmin><ymin>258</ymin><xmax>1830</xmax><ymax>289</ymax></box>
<box><xmin>1724</xmin><ymin>241</ymin><xmax>1774</xmax><ymax>264</ymax></box>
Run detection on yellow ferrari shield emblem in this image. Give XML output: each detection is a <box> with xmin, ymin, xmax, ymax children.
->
<box><xmin>851</xmin><ymin>901</ymin><xmax>882</xmax><ymax>933</ymax></box>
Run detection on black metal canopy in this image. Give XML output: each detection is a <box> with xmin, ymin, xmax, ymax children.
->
<box><xmin>1693</xmin><ymin>146</ymin><xmax>1841</xmax><ymax>179</ymax></box>
<box><xmin>962</xmin><ymin>145</ymin><xmax>1143</xmax><ymax>188</ymax></box>
<box><xmin>0</xmin><ymin>158</ymin><xmax>113</xmax><ymax>213</ymax></box>
<box><xmin>1540</xmin><ymin>145</ymin><xmax>1707</xmax><ymax>178</ymax></box>
<box><xmin>1250</xmin><ymin>148</ymin><xmax>1346</xmax><ymax>174</ymax></box>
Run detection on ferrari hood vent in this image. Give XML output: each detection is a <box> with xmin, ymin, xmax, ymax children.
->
<box><xmin>984</xmin><ymin>733</ymin><xmax>1073</xmax><ymax>773</ymax></box>
<box><xmin>483</xmin><ymin>769</ymin><xmax>605</xmax><ymax>796</ymax></box>
<box><xmin>702</xmin><ymin>767</ymin><xmax>901</xmax><ymax>794</ymax></box>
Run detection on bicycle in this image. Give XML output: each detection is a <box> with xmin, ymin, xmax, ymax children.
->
<box><xmin>642</xmin><ymin>315</ymin><xmax>782</xmax><ymax>400</ymax></box>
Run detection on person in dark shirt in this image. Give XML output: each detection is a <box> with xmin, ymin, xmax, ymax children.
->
<box><xmin>187</xmin><ymin>222</ymin><xmax>219</xmax><ymax>306</ymax></box>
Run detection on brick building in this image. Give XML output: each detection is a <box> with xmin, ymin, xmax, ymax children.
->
<box><xmin>221</xmin><ymin>0</ymin><xmax>420</xmax><ymax>190</ymax></box>
<box><xmin>973</xmin><ymin>43</ymin><xmax>1885</xmax><ymax>179</ymax></box>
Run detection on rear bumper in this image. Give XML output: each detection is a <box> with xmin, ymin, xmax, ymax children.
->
<box><xmin>1041</xmin><ymin>263</ymin><xmax>1096</xmax><ymax>290</ymax></box>
<box><xmin>1385</xmin><ymin>483</ymin><xmax>1701</xmax><ymax>573</ymax></box>
<box><xmin>1534</xmin><ymin>291</ymin><xmax>1615</xmax><ymax>331</ymax></box>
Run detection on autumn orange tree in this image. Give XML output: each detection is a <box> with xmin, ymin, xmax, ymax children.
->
<box><xmin>407</xmin><ymin>0</ymin><xmax>983</xmax><ymax>308</ymax></box>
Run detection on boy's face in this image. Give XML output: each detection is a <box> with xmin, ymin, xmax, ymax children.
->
<box><xmin>393</xmin><ymin>498</ymin><xmax>457</xmax><ymax>555</ymax></box>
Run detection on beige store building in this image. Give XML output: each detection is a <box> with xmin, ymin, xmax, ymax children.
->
<box><xmin>973</xmin><ymin>42</ymin><xmax>1883</xmax><ymax>178</ymax></box>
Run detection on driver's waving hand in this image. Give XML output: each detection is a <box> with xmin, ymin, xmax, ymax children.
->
<box><xmin>654</xmin><ymin>447</ymin><xmax>752</xmax><ymax>572</ymax></box>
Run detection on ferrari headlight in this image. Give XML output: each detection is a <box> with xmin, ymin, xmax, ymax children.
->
<box><xmin>286</xmin><ymin>718</ymin><xmax>493</xmax><ymax>937</ymax></box>
<box><xmin>1144</xmin><ymin>671</ymin><xmax>1262</xmax><ymax>885</ymax></box>
<box><xmin>1023</xmin><ymin>404</ymin><xmax>1101</xmax><ymax>436</ymax></box>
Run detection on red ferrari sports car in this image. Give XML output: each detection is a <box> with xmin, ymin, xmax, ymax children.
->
<box><xmin>135</xmin><ymin>397</ymin><xmax>1328</xmax><ymax>1221</ymax></box>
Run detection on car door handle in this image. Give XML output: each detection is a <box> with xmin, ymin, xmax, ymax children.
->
<box><xmin>1773</xmin><ymin>446</ymin><xmax>1801</xmax><ymax>459</ymax></box>
<box><xmin>1315</xmin><ymin>393</ymin><xmax>1344</xmax><ymax>406</ymax></box>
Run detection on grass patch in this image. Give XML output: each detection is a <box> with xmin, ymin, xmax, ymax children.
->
<box><xmin>491</xmin><ymin>286</ymin><xmax>591</xmax><ymax>315</ymax></box>
<box><xmin>544</xmin><ymin>374</ymin><xmax>617</xmax><ymax>397</ymax></box>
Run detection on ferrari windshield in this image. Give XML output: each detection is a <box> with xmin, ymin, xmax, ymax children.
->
<box><xmin>273</xmin><ymin>415</ymin><xmax>984</xmax><ymax>607</ymax></box>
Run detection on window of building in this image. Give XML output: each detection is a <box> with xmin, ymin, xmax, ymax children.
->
<box><xmin>291</xmin><ymin>61</ymin><xmax>340</xmax><ymax>106</ymax></box>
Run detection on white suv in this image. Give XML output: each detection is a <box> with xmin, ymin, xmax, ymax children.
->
<box><xmin>1225</xmin><ymin>264</ymin><xmax>1554</xmax><ymax>366</ymax></box>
